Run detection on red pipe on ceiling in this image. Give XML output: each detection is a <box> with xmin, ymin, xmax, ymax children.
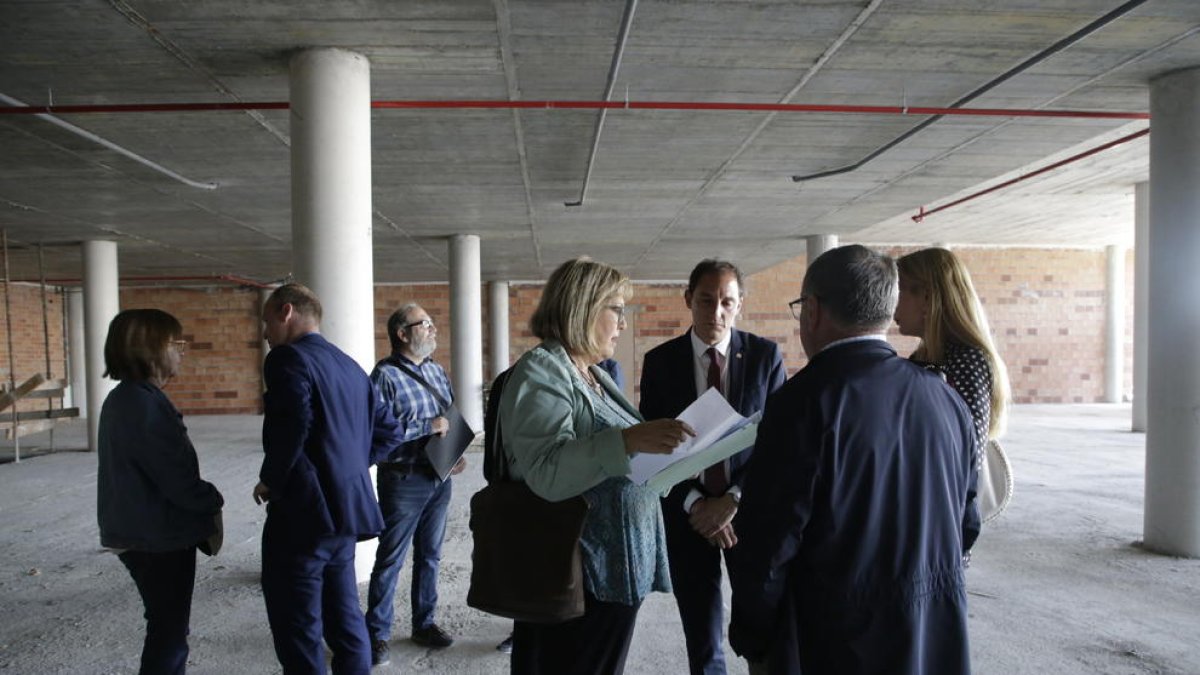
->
<box><xmin>0</xmin><ymin>100</ymin><xmax>1149</xmax><ymax>120</ymax></box>
<box><xmin>911</xmin><ymin>127</ymin><xmax>1150</xmax><ymax>223</ymax></box>
<box><xmin>19</xmin><ymin>274</ymin><xmax>274</xmax><ymax>288</ymax></box>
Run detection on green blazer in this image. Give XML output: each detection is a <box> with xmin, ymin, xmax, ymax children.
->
<box><xmin>498</xmin><ymin>341</ymin><xmax>643</xmax><ymax>502</ymax></box>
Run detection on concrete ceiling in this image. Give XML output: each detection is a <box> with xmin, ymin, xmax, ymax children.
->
<box><xmin>0</xmin><ymin>0</ymin><xmax>1197</xmax><ymax>284</ymax></box>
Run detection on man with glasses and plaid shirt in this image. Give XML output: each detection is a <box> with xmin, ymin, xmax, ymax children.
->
<box><xmin>364</xmin><ymin>303</ymin><xmax>467</xmax><ymax>667</ymax></box>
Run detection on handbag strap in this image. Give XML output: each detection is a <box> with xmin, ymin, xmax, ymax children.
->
<box><xmin>385</xmin><ymin>356</ymin><xmax>452</xmax><ymax>411</ymax></box>
<box><xmin>484</xmin><ymin>368</ymin><xmax>515</xmax><ymax>484</ymax></box>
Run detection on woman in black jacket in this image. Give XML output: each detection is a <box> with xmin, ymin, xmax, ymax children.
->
<box><xmin>96</xmin><ymin>309</ymin><xmax>224</xmax><ymax>675</ymax></box>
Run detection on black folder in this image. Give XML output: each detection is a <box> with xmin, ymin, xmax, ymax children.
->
<box><xmin>423</xmin><ymin>405</ymin><xmax>476</xmax><ymax>480</ymax></box>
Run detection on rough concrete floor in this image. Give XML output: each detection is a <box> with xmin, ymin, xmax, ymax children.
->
<box><xmin>0</xmin><ymin>404</ymin><xmax>1197</xmax><ymax>674</ymax></box>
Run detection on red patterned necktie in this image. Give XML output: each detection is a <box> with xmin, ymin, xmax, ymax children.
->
<box><xmin>703</xmin><ymin>347</ymin><xmax>729</xmax><ymax>495</ymax></box>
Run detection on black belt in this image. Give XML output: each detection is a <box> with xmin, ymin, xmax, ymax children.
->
<box><xmin>378</xmin><ymin>462</ymin><xmax>432</xmax><ymax>476</ymax></box>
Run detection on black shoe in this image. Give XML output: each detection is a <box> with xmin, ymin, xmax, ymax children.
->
<box><xmin>371</xmin><ymin>639</ymin><xmax>391</xmax><ymax>667</ymax></box>
<box><xmin>496</xmin><ymin>635</ymin><xmax>514</xmax><ymax>654</ymax></box>
<box><xmin>411</xmin><ymin>624</ymin><xmax>454</xmax><ymax>649</ymax></box>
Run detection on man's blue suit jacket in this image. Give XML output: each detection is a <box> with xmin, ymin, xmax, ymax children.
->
<box><xmin>260</xmin><ymin>332</ymin><xmax>402</xmax><ymax>543</ymax></box>
<box><xmin>638</xmin><ymin>328</ymin><xmax>785</xmax><ymax>502</ymax></box>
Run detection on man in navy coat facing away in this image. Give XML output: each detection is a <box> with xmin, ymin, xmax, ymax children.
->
<box><xmin>639</xmin><ymin>259</ymin><xmax>786</xmax><ymax>675</ymax></box>
<box><xmin>729</xmin><ymin>245</ymin><xmax>979</xmax><ymax>675</ymax></box>
<box><xmin>254</xmin><ymin>283</ymin><xmax>403</xmax><ymax>675</ymax></box>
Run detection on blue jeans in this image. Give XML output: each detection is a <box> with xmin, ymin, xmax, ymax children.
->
<box><xmin>118</xmin><ymin>547</ymin><xmax>196</xmax><ymax>675</ymax></box>
<box><xmin>365</xmin><ymin>467</ymin><xmax>452</xmax><ymax>641</ymax></box>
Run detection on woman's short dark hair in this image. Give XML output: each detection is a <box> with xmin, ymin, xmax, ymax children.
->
<box><xmin>103</xmin><ymin>309</ymin><xmax>183</xmax><ymax>382</ymax></box>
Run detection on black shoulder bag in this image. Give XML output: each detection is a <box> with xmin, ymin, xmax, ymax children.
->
<box><xmin>466</xmin><ymin>367</ymin><xmax>589</xmax><ymax>623</ymax></box>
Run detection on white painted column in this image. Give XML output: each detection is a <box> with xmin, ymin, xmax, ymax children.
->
<box><xmin>488</xmin><ymin>281</ymin><xmax>510</xmax><ymax>379</ymax></box>
<box><xmin>289</xmin><ymin>48</ymin><xmax>375</xmax><ymax>371</ymax></box>
<box><xmin>805</xmin><ymin>234</ymin><xmax>839</xmax><ymax>264</ymax></box>
<box><xmin>450</xmin><ymin>235</ymin><xmax>484</xmax><ymax>431</ymax></box>
<box><xmin>65</xmin><ymin>288</ymin><xmax>86</xmax><ymax>413</ymax></box>
<box><xmin>290</xmin><ymin>48</ymin><xmax>377</xmax><ymax>581</ymax></box>
<box><xmin>1133</xmin><ymin>182</ymin><xmax>1149</xmax><ymax>431</ymax></box>
<box><xmin>1104</xmin><ymin>244</ymin><xmax>1126</xmax><ymax>403</ymax></box>
<box><xmin>1145</xmin><ymin>67</ymin><xmax>1200</xmax><ymax>557</ymax></box>
<box><xmin>82</xmin><ymin>241</ymin><xmax>119</xmax><ymax>452</ymax></box>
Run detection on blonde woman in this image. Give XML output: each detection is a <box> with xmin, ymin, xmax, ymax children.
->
<box><xmin>499</xmin><ymin>257</ymin><xmax>695</xmax><ymax>674</ymax></box>
<box><xmin>894</xmin><ymin>248</ymin><xmax>1009</xmax><ymax>452</ymax></box>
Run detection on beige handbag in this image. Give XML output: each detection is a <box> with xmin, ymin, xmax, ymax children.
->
<box><xmin>977</xmin><ymin>439</ymin><xmax>1013</xmax><ymax>522</ymax></box>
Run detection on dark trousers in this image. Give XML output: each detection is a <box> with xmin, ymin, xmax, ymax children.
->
<box><xmin>262</xmin><ymin>521</ymin><xmax>369</xmax><ymax>675</ymax></box>
<box><xmin>663</xmin><ymin>494</ymin><xmax>731</xmax><ymax>675</ymax></box>
<box><xmin>365</xmin><ymin>466</ymin><xmax>452</xmax><ymax>641</ymax></box>
<box><xmin>118</xmin><ymin>547</ymin><xmax>197</xmax><ymax>675</ymax></box>
<box><xmin>511</xmin><ymin>591</ymin><xmax>641</xmax><ymax>675</ymax></box>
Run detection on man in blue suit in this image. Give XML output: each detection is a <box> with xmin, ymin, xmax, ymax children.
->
<box><xmin>639</xmin><ymin>259</ymin><xmax>786</xmax><ymax>675</ymax></box>
<box><xmin>254</xmin><ymin>283</ymin><xmax>403</xmax><ymax>675</ymax></box>
<box><xmin>729</xmin><ymin>246</ymin><xmax>978</xmax><ymax>675</ymax></box>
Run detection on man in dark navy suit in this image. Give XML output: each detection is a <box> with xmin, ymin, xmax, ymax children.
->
<box><xmin>639</xmin><ymin>259</ymin><xmax>786</xmax><ymax>675</ymax></box>
<box><xmin>729</xmin><ymin>246</ymin><xmax>979</xmax><ymax>675</ymax></box>
<box><xmin>253</xmin><ymin>283</ymin><xmax>402</xmax><ymax>675</ymax></box>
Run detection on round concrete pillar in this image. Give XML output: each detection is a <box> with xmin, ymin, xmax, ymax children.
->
<box><xmin>450</xmin><ymin>235</ymin><xmax>484</xmax><ymax>431</ymax></box>
<box><xmin>66</xmin><ymin>288</ymin><xmax>86</xmax><ymax>413</ymax></box>
<box><xmin>1104</xmin><ymin>244</ymin><xmax>1126</xmax><ymax>403</ymax></box>
<box><xmin>1133</xmin><ymin>182</ymin><xmax>1149</xmax><ymax>431</ymax></box>
<box><xmin>805</xmin><ymin>234</ymin><xmax>838</xmax><ymax>264</ymax></box>
<box><xmin>1145</xmin><ymin>67</ymin><xmax>1200</xmax><ymax>557</ymax></box>
<box><xmin>488</xmin><ymin>281</ymin><xmax>510</xmax><ymax>379</ymax></box>
<box><xmin>289</xmin><ymin>48</ymin><xmax>378</xmax><ymax>580</ymax></box>
<box><xmin>82</xmin><ymin>241</ymin><xmax>119</xmax><ymax>453</ymax></box>
<box><xmin>289</xmin><ymin>48</ymin><xmax>375</xmax><ymax>371</ymax></box>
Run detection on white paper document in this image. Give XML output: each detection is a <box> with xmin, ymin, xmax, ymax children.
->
<box><xmin>628</xmin><ymin>387</ymin><xmax>760</xmax><ymax>492</ymax></box>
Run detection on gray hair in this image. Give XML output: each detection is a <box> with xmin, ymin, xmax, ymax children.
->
<box><xmin>803</xmin><ymin>245</ymin><xmax>897</xmax><ymax>330</ymax></box>
<box><xmin>386</xmin><ymin>303</ymin><xmax>423</xmax><ymax>353</ymax></box>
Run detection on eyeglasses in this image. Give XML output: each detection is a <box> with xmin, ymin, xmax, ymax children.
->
<box><xmin>788</xmin><ymin>295</ymin><xmax>811</xmax><ymax>321</ymax></box>
<box><xmin>170</xmin><ymin>339</ymin><xmax>189</xmax><ymax>354</ymax></box>
<box><xmin>405</xmin><ymin>318</ymin><xmax>434</xmax><ymax>331</ymax></box>
<box><xmin>605</xmin><ymin>305</ymin><xmax>627</xmax><ymax>320</ymax></box>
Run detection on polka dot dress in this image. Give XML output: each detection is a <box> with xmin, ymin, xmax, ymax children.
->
<box><xmin>941</xmin><ymin>341</ymin><xmax>994</xmax><ymax>469</ymax></box>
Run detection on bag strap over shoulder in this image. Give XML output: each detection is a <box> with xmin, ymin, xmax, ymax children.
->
<box><xmin>384</xmin><ymin>356</ymin><xmax>452</xmax><ymax>411</ymax></box>
<box><xmin>483</xmin><ymin>368</ymin><xmax>514</xmax><ymax>485</ymax></box>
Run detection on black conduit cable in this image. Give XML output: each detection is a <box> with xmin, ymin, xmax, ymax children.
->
<box><xmin>791</xmin><ymin>0</ymin><xmax>1151</xmax><ymax>182</ymax></box>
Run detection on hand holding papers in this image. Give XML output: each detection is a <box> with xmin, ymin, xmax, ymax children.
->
<box><xmin>628</xmin><ymin>387</ymin><xmax>759</xmax><ymax>493</ymax></box>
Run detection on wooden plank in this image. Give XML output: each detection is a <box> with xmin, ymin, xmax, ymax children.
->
<box><xmin>0</xmin><ymin>374</ymin><xmax>46</xmax><ymax>412</ymax></box>
<box><xmin>0</xmin><ymin>407</ymin><xmax>80</xmax><ymax>423</ymax></box>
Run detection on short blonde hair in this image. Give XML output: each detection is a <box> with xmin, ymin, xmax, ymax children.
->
<box><xmin>897</xmin><ymin>248</ymin><xmax>1010</xmax><ymax>438</ymax></box>
<box><xmin>531</xmin><ymin>257</ymin><xmax>631</xmax><ymax>361</ymax></box>
<box><xmin>103</xmin><ymin>309</ymin><xmax>183</xmax><ymax>382</ymax></box>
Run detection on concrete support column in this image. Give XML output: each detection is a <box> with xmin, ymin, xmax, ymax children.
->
<box><xmin>1133</xmin><ymin>182</ymin><xmax>1150</xmax><ymax>431</ymax></box>
<box><xmin>488</xmin><ymin>281</ymin><xmax>510</xmax><ymax>379</ymax></box>
<box><xmin>450</xmin><ymin>235</ymin><xmax>484</xmax><ymax>431</ymax></box>
<box><xmin>82</xmin><ymin>241</ymin><xmax>119</xmax><ymax>452</ymax></box>
<box><xmin>289</xmin><ymin>48</ymin><xmax>375</xmax><ymax>370</ymax></box>
<box><xmin>1104</xmin><ymin>244</ymin><xmax>1126</xmax><ymax>403</ymax></box>
<box><xmin>290</xmin><ymin>48</ymin><xmax>377</xmax><ymax>581</ymax></box>
<box><xmin>1145</xmin><ymin>67</ymin><xmax>1200</xmax><ymax>557</ymax></box>
<box><xmin>65</xmin><ymin>288</ymin><xmax>86</xmax><ymax>413</ymax></box>
<box><xmin>806</xmin><ymin>234</ymin><xmax>838</xmax><ymax>264</ymax></box>
<box><xmin>258</xmin><ymin>287</ymin><xmax>272</xmax><ymax>395</ymax></box>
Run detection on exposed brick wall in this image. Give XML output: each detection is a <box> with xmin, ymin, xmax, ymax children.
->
<box><xmin>121</xmin><ymin>287</ymin><xmax>265</xmax><ymax>415</ymax></box>
<box><xmin>731</xmin><ymin>246</ymin><xmax>1134</xmax><ymax>405</ymax></box>
<box><xmin>0</xmin><ymin>283</ymin><xmax>68</xmax><ymax>416</ymax></box>
<box><xmin>0</xmin><ymin>246</ymin><xmax>1137</xmax><ymax>417</ymax></box>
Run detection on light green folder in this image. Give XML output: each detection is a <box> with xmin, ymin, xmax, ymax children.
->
<box><xmin>643</xmin><ymin>422</ymin><xmax>759</xmax><ymax>494</ymax></box>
